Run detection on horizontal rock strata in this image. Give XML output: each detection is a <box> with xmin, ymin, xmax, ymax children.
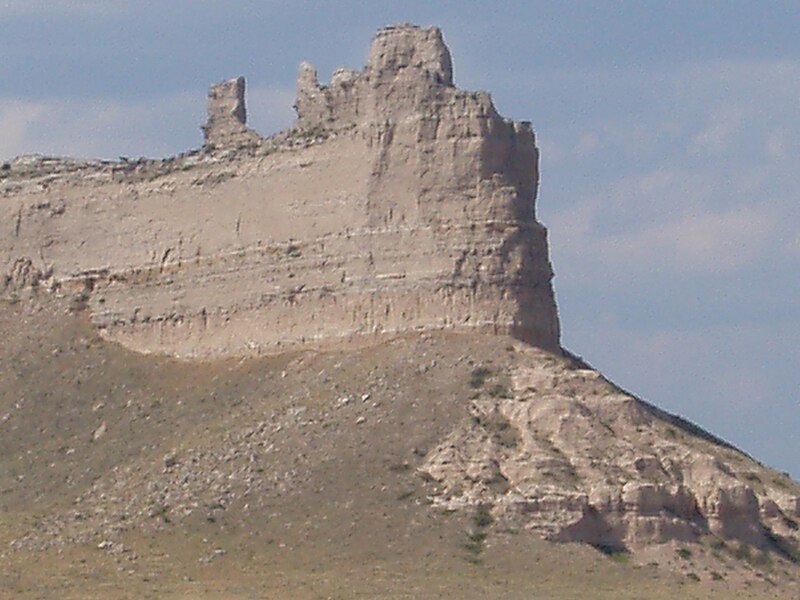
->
<box><xmin>421</xmin><ymin>345</ymin><xmax>800</xmax><ymax>554</ymax></box>
<box><xmin>0</xmin><ymin>24</ymin><xmax>559</xmax><ymax>358</ymax></box>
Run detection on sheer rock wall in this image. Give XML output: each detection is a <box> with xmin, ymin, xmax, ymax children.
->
<box><xmin>0</xmin><ymin>24</ymin><xmax>560</xmax><ymax>358</ymax></box>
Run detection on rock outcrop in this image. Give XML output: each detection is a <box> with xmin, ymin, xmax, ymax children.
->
<box><xmin>420</xmin><ymin>343</ymin><xmax>800</xmax><ymax>556</ymax></box>
<box><xmin>201</xmin><ymin>76</ymin><xmax>261</xmax><ymax>149</ymax></box>
<box><xmin>2</xmin><ymin>23</ymin><xmax>798</xmax><ymax>573</ymax></box>
<box><xmin>0</xmin><ymin>24</ymin><xmax>559</xmax><ymax>358</ymax></box>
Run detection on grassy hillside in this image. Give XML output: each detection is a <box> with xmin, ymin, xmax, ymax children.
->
<box><xmin>0</xmin><ymin>298</ymin><xmax>796</xmax><ymax>599</ymax></box>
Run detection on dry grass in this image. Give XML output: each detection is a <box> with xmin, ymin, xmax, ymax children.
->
<box><xmin>0</xmin><ymin>297</ymin><xmax>797</xmax><ymax>599</ymax></box>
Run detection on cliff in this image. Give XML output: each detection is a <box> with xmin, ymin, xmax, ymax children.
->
<box><xmin>2</xmin><ymin>24</ymin><xmax>798</xmax><ymax>583</ymax></box>
<box><xmin>0</xmin><ymin>24</ymin><xmax>559</xmax><ymax>359</ymax></box>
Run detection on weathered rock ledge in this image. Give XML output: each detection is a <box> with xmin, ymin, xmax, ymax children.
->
<box><xmin>420</xmin><ymin>343</ymin><xmax>800</xmax><ymax>559</ymax></box>
<box><xmin>0</xmin><ymin>24</ymin><xmax>559</xmax><ymax>358</ymax></box>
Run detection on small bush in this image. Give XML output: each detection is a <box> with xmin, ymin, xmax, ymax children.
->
<box><xmin>593</xmin><ymin>543</ymin><xmax>628</xmax><ymax>558</ymax></box>
<box><xmin>765</xmin><ymin>527</ymin><xmax>800</xmax><ymax>564</ymax></box>
<box><xmin>710</xmin><ymin>538</ymin><xmax>727</xmax><ymax>551</ymax></box>
<box><xmin>469</xmin><ymin>366</ymin><xmax>492</xmax><ymax>389</ymax></box>
<box><xmin>474</xmin><ymin>505</ymin><xmax>493</xmax><ymax>528</ymax></box>
<box><xmin>677</xmin><ymin>547</ymin><xmax>693</xmax><ymax>560</ymax></box>
<box><xmin>734</xmin><ymin>542</ymin><xmax>753</xmax><ymax>562</ymax></box>
<box><xmin>488</xmin><ymin>383</ymin><xmax>511</xmax><ymax>399</ymax></box>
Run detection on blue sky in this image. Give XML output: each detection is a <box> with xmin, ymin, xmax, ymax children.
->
<box><xmin>1</xmin><ymin>1</ymin><xmax>798</xmax><ymax>477</ymax></box>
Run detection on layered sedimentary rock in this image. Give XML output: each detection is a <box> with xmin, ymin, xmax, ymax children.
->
<box><xmin>0</xmin><ymin>24</ymin><xmax>559</xmax><ymax>358</ymax></box>
<box><xmin>421</xmin><ymin>344</ymin><xmax>800</xmax><ymax>554</ymax></box>
<box><xmin>201</xmin><ymin>76</ymin><xmax>261</xmax><ymax>148</ymax></box>
<box><xmin>2</xmin><ymin>24</ymin><xmax>799</xmax><ymax>571</ymax></box>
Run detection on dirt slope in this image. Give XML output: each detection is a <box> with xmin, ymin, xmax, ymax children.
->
<box><xmin>1</xmin><ymin>297</ymin><xmax>798</xmax><ymax>599</ymax></box>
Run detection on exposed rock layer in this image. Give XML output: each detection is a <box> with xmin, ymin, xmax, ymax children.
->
<box><xmin>0</xmin><ymin>24</ymin><xmax>559</xmax><ymax>358</ymax></box>
<box><xmin>3</xmin><ymin>23</ymin><xmax>796</xmax><ymax>573</ymax></box>
<box><xmin>420</xmin><ymin>343</ymin><xmax>800</xmax><ymax>555</ymax></box>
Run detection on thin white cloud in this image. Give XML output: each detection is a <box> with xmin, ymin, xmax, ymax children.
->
<box><xmin>605</xmin><ymin>206</ymin><xmax>775</xmax><ymax>273</ymax></box>
<box><xmin>0</xmin><ymin>101</ymin><xmax>47</xmax><ymax>159</ymax></box>
<box><xmin>0</xmin><ymin>0</ymin><xmax>129</xmax><ymax>18</ymax></box>
<box><xmin>553</xmin><ymin>201</ymin><xmax>777</xmax><ymax>284</ymax></box>
<box><xmin>0</xmin><ymin>85</ymin><xmax>295</xmax><ymax>161</ymax></box>
<box><xmin>246</xmin><ymin>85</ymin><xmax>297</xmax><ymax>137</ymax></box>
<box><xmin>0</xmin><ymin>93</ymin><xmax>199</xmax><ymax>160</ymax></box>
<box><xmin>687</xmin><ymin>105</ymin><xmax>747</xmax><ymax>158</ymax></box>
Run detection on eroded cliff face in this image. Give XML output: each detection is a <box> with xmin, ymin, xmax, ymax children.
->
<box><xmin>420</xmin><ymin>345</ymin><xmax>800</xmax><ymax>557</ymax></box>
<box><xmin>2</xmin><ymin>25</ymin><xmax>799</xmax><ymax>580</ymax></box>
<box><xmin>0</xmin><ymin>24</ymin><xmax>559</xmax><ymax>358</ymax></box>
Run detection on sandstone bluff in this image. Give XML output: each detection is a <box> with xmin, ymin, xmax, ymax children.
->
<box><xmin>1</xmin><ymin>24</ymin><xmax>798</xmax><ymax>579</ymax></box>
<box><xmin>1</xmin><ymin>23</ymin><xmax>559</xmax><ymax>359</ymax></box>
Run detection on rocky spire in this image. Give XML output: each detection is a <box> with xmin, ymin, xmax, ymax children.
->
<box><xmin>202</xmin><ymin>76</ymin><xmax>260</xmax><ymax>149</ymax></box>
<box><xmin>366</xmin><ymin>23</ymin><xmax>453</xmax><ymax>85</ymax></box>
<box><xmin>294</xmin><ymin>24</ymin><xmax>455</xmax><ymax>130</ymax></box>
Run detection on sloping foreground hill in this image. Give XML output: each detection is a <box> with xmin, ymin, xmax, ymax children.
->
<box><xmin>1</xmin><ymin>296</ymin><xmax>798</xmax><ymax>599</ymax></box>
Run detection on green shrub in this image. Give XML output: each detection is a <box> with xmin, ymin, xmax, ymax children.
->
<box><xmin>469</xmin><ymin>366</ymin><xmax>492</xmax><ymax>388</ymax></box>
<box><xmin>488</xmin><ymin>383</ymin><xmax>511</xmax><ymax>399</ymax></box>
<box><xmin>474</xmin><ymin>505</ymin><xmax>493</xmax><ymax>528</ymax></box>
<box><xmin>734</xmin><ymin>542</ymin><xmax>752</xmax><ymax>562</ymax></box>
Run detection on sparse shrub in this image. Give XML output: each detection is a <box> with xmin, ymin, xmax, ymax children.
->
<box><xmin>462</xmin><ymin>504</ymin><xmax>494</xmax><ymax>562</ymax></box>
<box><xmin>469</xmin><ymin>366</ymin><xmax>492</xmax><ymax>389</ymax></box>
<box><xmin>734</xmin><ymin>542</ymin><xmax>753</xmax><ymax>562</ymax></box>
<box><xmin>154</xmin><ymin>504</ymin><xmax>171</xmax><ymax>523</ymax></box>
<box><xmin>466</xmin><ymin>530</ymin><xmax>487</xmax><ymax>544</ymax></box>
<box><xmin>1</xmin><ymin>162</ymin><xmax>10</xmax><ymax>172</ymax></box>
<box><xmin>488</xmin><ymin>383</ymin><xmax>511</xmax><ymax>399</ymax></box>
<box><xmin>686</xmin><ymin>572</ymin><xmax>700</xmax><ymax>582</ymax></box>
<box><xmin>765</xmin><ymin>527</ymin><xmax>800</xmax><ymax>564</ymax></box>
<box><xmin>608</xmin><ymin>551</ymin><xmax>630</xmax><ymax>564</ymax></box>
<box><xmin>677</xmin><ymin>547</ymin><xmax>693</xmax><ymax>560</ymax></box>
<box><xmin>711</xmin><ymin>571</ymin><xmax>724</xmax><ymax>581</ymax></box>
<box><xmin>752</xmin><ymin>550</ymin><xmax>772</xmax><ymax>568</ymax></box>
<box><xmin>593</xmin><ymin>543</ymin><xmax>629</xmax><ymax>561</ymax></box>
<box><xmin>300</xmin><ymin>125</ymin><xmax>329</xmax><ymax>141</ymax></box>
<box><xmin>743</xmin><ymin>472</ymin><xmax>761</xmax><ymax>484</ymax></box>
<box><xmin>474</xmin><ymin>504</ymin><xmax>493</xmax><ymax>528</ymax></box>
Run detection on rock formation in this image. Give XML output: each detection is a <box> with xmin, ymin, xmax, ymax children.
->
<box><xmin>420</xmin><ymin>344</ymin><xmax>800</xmax><ymax>555</ymax></box>
<box><xmin>1</xmin><ymin>23</ymin><xmax>798</xmax><ymax>573</ymax></box>
<box><xmin>0</xmin><ymin>23</ymin><xmax>559</xmax><ymax>358</ymax></box>
<box><xmin>201</xmin><ymin>76</ymin><xmax>260</xmax><ymax>149</ymax></box>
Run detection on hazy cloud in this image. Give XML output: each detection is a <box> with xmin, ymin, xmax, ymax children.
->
<box><xmin>0</xmin><ymin>85</ymin><xmax>295</xmax><ymax>161</ymax></box>
<box><xmin>0</xmin><ymin>0</ymin><xmax>129</xmax><ymax>19</ymax></box>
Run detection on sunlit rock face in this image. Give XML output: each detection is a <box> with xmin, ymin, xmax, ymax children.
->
<box><xmin>0</xmin><ymin>23</ymin><xmax>559</xmax><ymax>358</ymax></box>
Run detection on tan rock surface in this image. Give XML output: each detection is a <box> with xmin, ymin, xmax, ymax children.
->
<box><xmin>420</xmin><ymin>343</ymin><xmax>800</xmax><ymax>557</ymax></box>
<box><xmin>1</xmin><ymin>22</ymin><xmax>797</xmax><ymax>588</ymax></box>
<box><xmin>0</xmin><ymin>24</ymin><xmax>559</xmax><ymax>358</ymax></box>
